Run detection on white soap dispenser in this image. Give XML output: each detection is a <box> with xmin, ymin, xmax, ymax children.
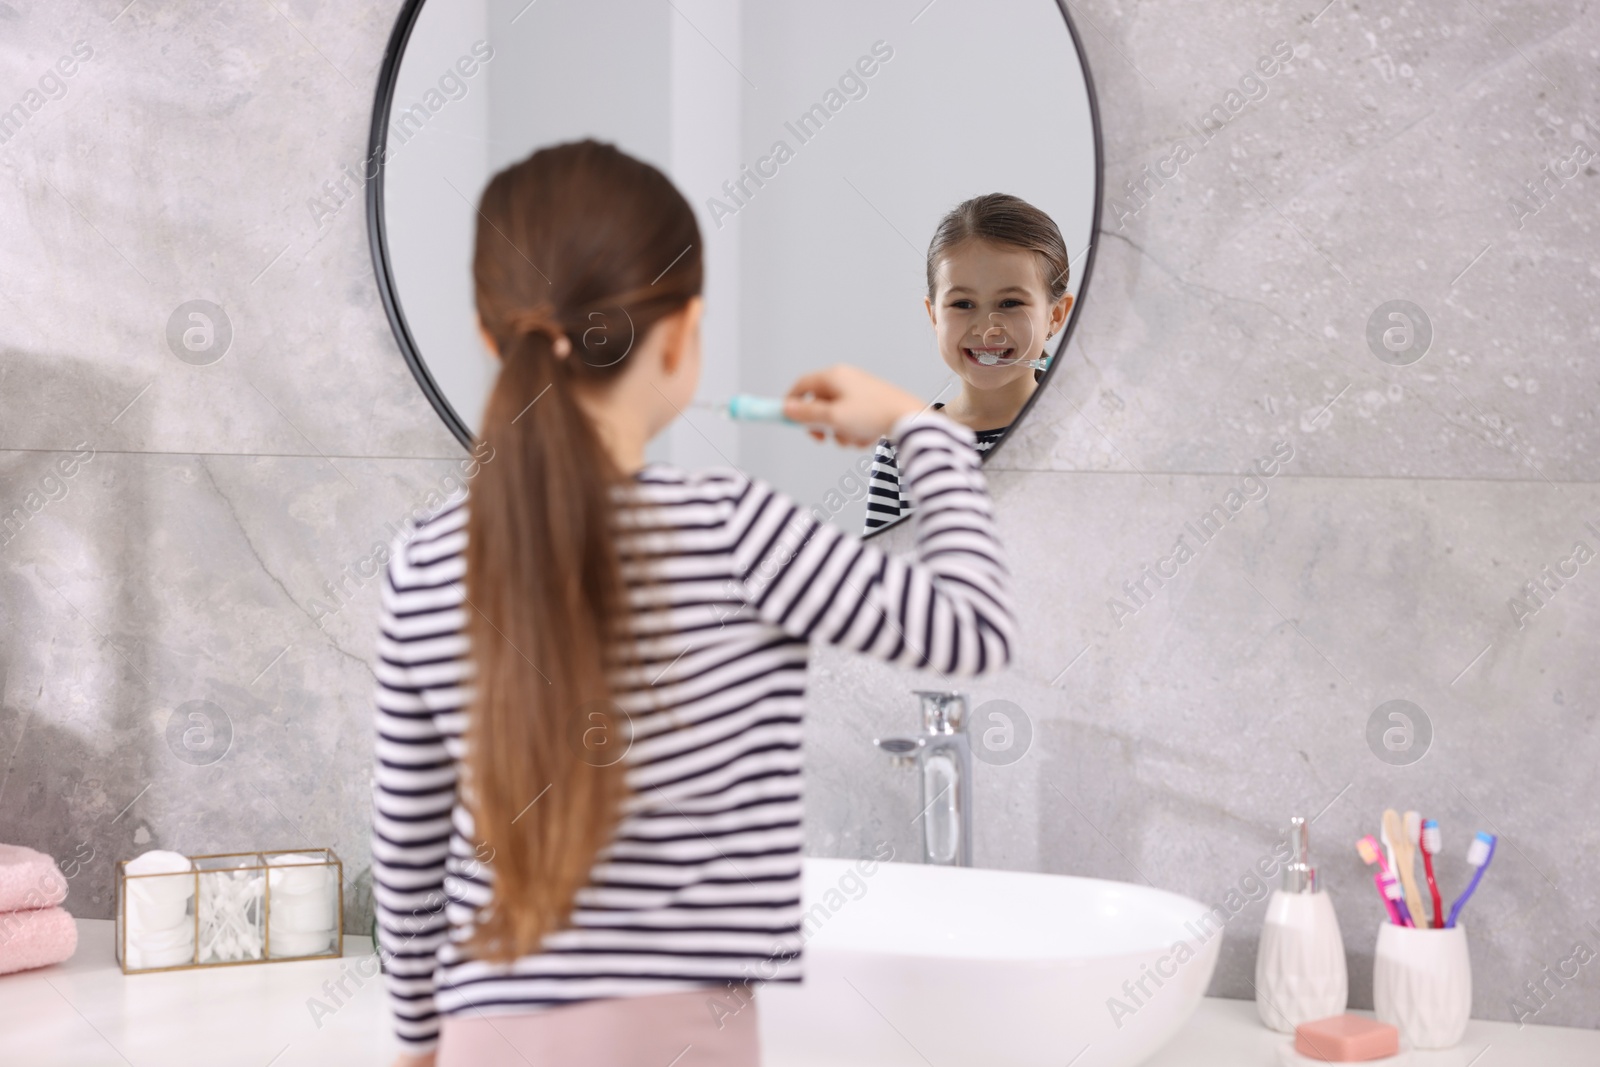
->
<box><xmin>1255</xmin><ymin>816</ymin><xmax>1348</xmax><ymax>1031</ymax></box>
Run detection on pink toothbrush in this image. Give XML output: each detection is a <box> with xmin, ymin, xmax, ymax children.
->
<box><xmin>1358</xmin><ymin>835</ymin><xmax>1412</xmax><ymax>926</ymax></box>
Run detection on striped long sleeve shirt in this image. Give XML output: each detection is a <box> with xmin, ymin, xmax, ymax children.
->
<box><xmin>369</xmin><ymin>410</ymin><xmax>1014</xmax><ymax>1054</ymax></box>
<box><xmin>863</xmin><ymin>403</ymin><xmax>1010</xmax><ymax>533</ymax></box>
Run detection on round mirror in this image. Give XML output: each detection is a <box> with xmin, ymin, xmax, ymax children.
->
<box><xmin>368</xmin><ymin>0</ymin><xmax>1102</xmax><ymax>535</ymax></box>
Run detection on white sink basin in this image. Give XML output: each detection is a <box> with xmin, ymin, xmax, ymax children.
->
<box><xmin>760</xmin><ymin>858</ymin><xmax>1221</xmax><ymax>1067</ymax></box>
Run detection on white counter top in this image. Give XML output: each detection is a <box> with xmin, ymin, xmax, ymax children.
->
<box><xmin>2</xmin><ymin>920</ymin><xmax>1595</xmax><ymax>1065</ymax></box>
<box><xmin>1141</xmin><ymin>996</ymin><xmax>1600</xmax><ymax>1067</ymax></box>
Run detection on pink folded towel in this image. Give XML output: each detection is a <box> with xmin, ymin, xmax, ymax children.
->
<box><xmin>0</xmin><ymin>905</ymin><xmax>77</xmax><ymax>975</ymax></box>
<box><xmin>0</xmin><ymin>845</ymin><xmax>68</xmax><ymax>912</ymax></box>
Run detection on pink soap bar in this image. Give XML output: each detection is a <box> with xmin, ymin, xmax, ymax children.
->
<box><xmin>1293</xmin><ymin>1014</ymin><xmax>1400</xmax><ymax>1061</ymax></box>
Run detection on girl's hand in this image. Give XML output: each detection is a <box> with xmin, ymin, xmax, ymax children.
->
<box><xmin>783</xmin><ymin>365</ymin><xmax>927</xmax><ymax>448</ymax></box>
<box><xmin>391</xmin><ymin>1052</ymin><xmax>436</xmax><ymax>1067</ymax></box>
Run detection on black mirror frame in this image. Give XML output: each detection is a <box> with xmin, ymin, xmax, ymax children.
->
<box><xmin>365</xmin><ymin>0</ymin><xmax>1104</xmax><ymax>535</ymax></box>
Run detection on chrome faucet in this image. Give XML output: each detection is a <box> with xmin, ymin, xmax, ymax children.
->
<box><xmin>873</xmin><ymin>690</ymin><xmax>973</xmax><ymax>867</ymax></box>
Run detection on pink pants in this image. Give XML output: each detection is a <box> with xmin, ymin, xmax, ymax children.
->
<box><xmin>436</xmin><ymin>989</ymin><xmax>761</xmax><ymax>1067</ymax></box>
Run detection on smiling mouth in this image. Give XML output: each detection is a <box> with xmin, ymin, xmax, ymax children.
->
<box><xmin>964</xmin><ymin>346</ymin><xmax>1015</xmax><ymax>366</ymax></box>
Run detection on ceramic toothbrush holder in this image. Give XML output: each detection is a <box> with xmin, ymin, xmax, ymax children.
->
<box><xmin>1372</xmin><ymin>922</ymin><xmax>1471</xmax><ymax>1049</ymax></box>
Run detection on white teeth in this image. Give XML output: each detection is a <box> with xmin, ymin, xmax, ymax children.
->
<box><xmin>969</xmin><ymin>348</ymin><xmax>1012</xmax><ymax>366</ymax></box>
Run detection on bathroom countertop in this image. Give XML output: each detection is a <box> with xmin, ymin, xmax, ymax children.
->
<box><xmin>2</xmin><ymin>920</ymin><xmax>1596</xmax><ymax>1065</ymax></box>
<box><xmin>1141</xmin><ymin>996</ymin><xmax>1599</xmax><ymax>1066</ymax></box>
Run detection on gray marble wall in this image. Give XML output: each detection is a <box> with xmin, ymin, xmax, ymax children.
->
<box><xmin>0</xmin><ymin>0</ymin><xmax>468</xmax><ymax>947</ymax></box>
<box><xmin>1</xmin><ymin>0</ymin><xmax>1596</xmax><ymax>1036</ymax></box>
<box><xmin>807</xmin><ymin>0</ymin><xmax>1600</xmax><ymax>1032</ymax></box>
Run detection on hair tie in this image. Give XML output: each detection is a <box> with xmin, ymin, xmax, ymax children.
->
<box><xmin>507</xmin><ymin>306</ymin><xmax>572</xmax><ymax>359</ymax></box>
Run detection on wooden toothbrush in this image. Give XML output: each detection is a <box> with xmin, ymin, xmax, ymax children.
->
<box><xmin>1384</xmin><ymin>808</ymin><xmax>1426</xmax><ymax>928</ymax></box>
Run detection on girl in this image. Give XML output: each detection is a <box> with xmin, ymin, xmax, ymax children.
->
<box><xmin>371</xmin><ymin>140</ymin><xmax>1015</xmax><ymax>1067</ymax></box>
<box><xmin>863</xmin><ymin>193</ymin><xmax>1075</xmax><ymax>532</ymax></box>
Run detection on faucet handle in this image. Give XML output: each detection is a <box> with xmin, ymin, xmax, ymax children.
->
<box><xmin>874</xmin><ymin>736</ymin><xmax>923</xmax><ymax>769</ymax></box>
<box><xmin>912</xmin><ymin>690</ymin><xmax>967</xmax><ymax>734</ymax></box>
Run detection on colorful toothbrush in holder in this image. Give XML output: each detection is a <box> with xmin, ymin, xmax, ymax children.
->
<box><xmin>1356</xmin><ymin>813</ymin><xmax>1496</xmax><ymax>1049</ymax></box>
<box><xmin>1356</xmin><ymin>818</ymin><xmax>1496</xmax><ymax>931</ymax></box>
<box><xmin>1356</xmin><ymin>835</ymin><xmax>1410</xmax><ymax>927</ymax></box>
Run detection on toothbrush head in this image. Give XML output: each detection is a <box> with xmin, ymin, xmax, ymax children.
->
<box><xmin>1467</xmin><ymin>830</ymin><xmax>1497</xmax><ymax>868</ymax></box>
<box><xmin>1421</xmin><ymin>819</ymin><xmax>1441</xmax><ymax>856</ymax></box>
<box><xmin>1357</xmin><ymin>836</ymin><xmax>1383</xmax><ymax>867</ymax></box>
<box><xmin>973</xmin><ymin>351</ymin><xmax>1050</xmax><ymax>370</ymax></box>
<box><xmin>1382</xmin><ymin>809</ymin><xmax>1407</xmax><ymax>855</ymax></box>
<box><xmin>1404</xmin><ymin>810</ymin><xmax>1422</xmax><ymax>845</ymax></box>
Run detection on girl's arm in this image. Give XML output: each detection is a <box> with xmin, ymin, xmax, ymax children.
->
<box><xmin>370</xmin><ymin>534</ymin><xmax>459</xmax><ymax>1060</ymax></box>
<box><xmin>729</xmin><ymin>408</ymin><xmax>1014</xmax><ymax>674</ymax></box>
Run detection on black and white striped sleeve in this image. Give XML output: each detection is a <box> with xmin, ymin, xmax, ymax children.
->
<box><xmin>369</xmin><ymin>527</ymin><xmax>461</xmax><ymax>1055</ymax></box>
<box><xmin>729</xmin><ymin>410</ymin><xmax>1014</xmax><ymax>675</ymax></box>
<box><xmin>863</xmin><ymin>437</ymin><xmax>908</xmax><ymax>532</ymax></box>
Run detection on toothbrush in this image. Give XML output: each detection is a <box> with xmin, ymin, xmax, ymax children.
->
<box><xmin>1379</xmin><ymin>814</ymin><xmax>1398</xmax><ymax>878</ymax></box>
<box><xmin>1403</xmin><ymin>810</ymin><xmax>1422</xmax><ymax>871</ymax></box>
<box><xmin>1368</xmin><ymin>823</ymin><xmax>1417</xmax><ymax>928</ymax></box>
<box><xmin>692</xmin><ymin>395</ymin><xmax>796</xmax><ymax>423</ymax></box>
<box><xmin>1389</xmin><ymin>878</ymin><xmax>1415</xmax><ymax>927</ymax></box>
<box><xmin>1403</xmin><ymin>811</ymin><xmax>1428</xmax><ymax>926</ymax></box>
<box><xmin>1419</xmin><ymin>818</ymin><xmax>1444</xmax><ymax>929</ymax></box>
<box><xmin>1357</xmin><ymin>836</ymin><xmax>1409</xmax><ymax>926</ymax></box>
<box><xmin>1361</xmin><ymin>834</ymin><xmax>1415</xmax><ymax>926</ymax></box>
<box><xmin>1358</xmin><ymin>854</ymin><xmax>1401</xmax><ymax>925</ymax></box>
<box><xmin>972</xmin><ymin>351</ymin><xmax>1051</xmax><ymax>370</ymax></box>
<box><xmin>1379</xmin><ymin>811</ymin><xmax>1403</xmax><ymax>911</ymax></box>
<box><xmin>1445</xmin><ymin>831</ymin><xmax>1497</xmax><ymax>928</ymax></box>
<box><xmin>1390</xmin><ymin>809</ymin><xmax>1426</xmax><ymax>930</ymax></box>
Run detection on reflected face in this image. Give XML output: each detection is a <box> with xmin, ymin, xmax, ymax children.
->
<box><xmin>925</xmin><ymin>239</ymin><xmax>1071</xmax><ymax>391</ymax></box>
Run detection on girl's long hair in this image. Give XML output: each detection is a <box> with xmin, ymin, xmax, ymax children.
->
<box><xmin>462</xmin><ymin>139</ymin><xmax>702</xmax><ymax>962</ymax></box>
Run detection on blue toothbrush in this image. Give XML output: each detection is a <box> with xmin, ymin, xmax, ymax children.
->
<box><xmin>693</xmin><ymin>395</ymin><xmax>796</xmax><ymax>424</ymax></box>
<box><xmin>1445</xmin><ymin>831</ymin><xmax>1496</xmax><ymax>928</ymax></box>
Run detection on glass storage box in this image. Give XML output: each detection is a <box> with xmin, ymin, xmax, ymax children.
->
<box><xmin>114</xmin><ymin>848</ymin><xmax>343</xmax><ymax>973</ymax></box>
